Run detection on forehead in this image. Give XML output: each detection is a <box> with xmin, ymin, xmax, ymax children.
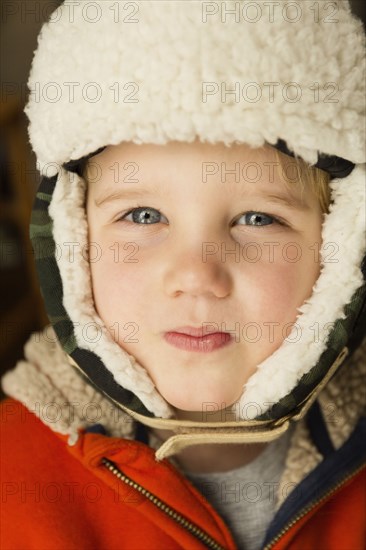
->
<box><xmin>86</xmin><ymin>140</ymin><xmax>292</xmax><ymax>187</ymax></box>
<box><xmin>85</xmin><ymin>140</ymin><xmax>317</xmax><ymax>210</ymax></box>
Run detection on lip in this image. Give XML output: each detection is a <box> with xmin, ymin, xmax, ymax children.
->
<box><xmin>164</xmin><ymin>326</ymin><xmax>233</xmax><ymax>353</ymax></box>
<box><xmin>168</xmin><ymin>326</ymin><xmax>225</xmax><ymax>337</ymax></box>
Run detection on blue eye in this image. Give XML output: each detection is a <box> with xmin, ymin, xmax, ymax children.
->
<box><xmin>122</xmin><ymin>207</ymin><xmax>168</xmax><ymax>225</ymax></box>
<box><xmin>236</xmin><ymin>212</ymin><xmax>278</xmax><ymax>227</ymax></box>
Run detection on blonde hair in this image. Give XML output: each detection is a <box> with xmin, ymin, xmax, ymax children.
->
<box><xmin>273</xmin><ymin>148</ymin><xmax>331</xmax><ymax>214</ymax></box>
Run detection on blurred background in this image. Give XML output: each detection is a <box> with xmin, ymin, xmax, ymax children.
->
<box><xmin>0</xmin><ymin>0</ymin><xmax>365</xmax><ymax>393</ymax></box>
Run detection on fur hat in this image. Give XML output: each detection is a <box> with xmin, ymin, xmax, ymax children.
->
<box><xmin>25</xmin><ymin>0</ymin><xmax>366</xmax><ymax>422</ymax></box>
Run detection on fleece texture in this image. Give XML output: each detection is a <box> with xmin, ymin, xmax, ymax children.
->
<box><xmin>2</xmin><ymin>327</ymin><xmax>365</xmax><ymax>462</ymax></box>
<box><xmin>23</xmin><ymin>0</ymin><xmax>366</xmax><ymax>420</ymax></box>
<box><xmin>25</xmin><ymin>0</ymin><xmax>365</xmax><ymax>174</ymax></box>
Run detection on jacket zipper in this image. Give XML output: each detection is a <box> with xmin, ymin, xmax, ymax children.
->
<box><xmin>262</xmin><ymin>462</ymin><xmax>366</xmax><ymax>549</ymax></box>
<box><xmin>101</xmin><ymin>457</ymin><xmax>227</xmax><ymax>550</ymax></box>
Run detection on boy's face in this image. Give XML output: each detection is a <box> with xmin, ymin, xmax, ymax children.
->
<box><xmin>87</xmin><ymin>140</ymin><xmax>323</xmax><ymax>414</ymax></box>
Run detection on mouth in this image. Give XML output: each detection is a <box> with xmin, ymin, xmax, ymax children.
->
<box><xmin>164</xmin><ymin>326</ymin><xmax>233</xmax><ymax>353</ymax></box>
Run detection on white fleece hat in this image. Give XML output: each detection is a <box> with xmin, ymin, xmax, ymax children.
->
<box><xmin>25</xmin><ymin>0</ymin><xmax>366</xmax><ymax>421</ymax></box>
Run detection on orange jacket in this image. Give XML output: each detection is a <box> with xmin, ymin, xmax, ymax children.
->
<box><xmin>1</xmin><ymin>398</ymin><xmax>365</xmax><ymax>550</ymax></box>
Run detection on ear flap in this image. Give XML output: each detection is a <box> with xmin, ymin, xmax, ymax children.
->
<box><xmin>30</xmin><ymin>168</ymin><xmax>174</xmax><ymax>419</ymax></box>
<box><xmin>346</xmin><ymin>255</ymin><xmax>366</xmax><ymax>357</ymax></box>
<box><xmin>240</xmin><ymin>164</ymin><xmax>366</xmax><ymax>419</ymax></box>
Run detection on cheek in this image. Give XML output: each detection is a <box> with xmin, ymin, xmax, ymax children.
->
<box><xmin>90</xmin><ymin>253</ymin><xmax>148</xmax><ymax>326</ymax></box>
<box><xmin>87</xmin><ymin>207</ymin><xmax>149</xmax><ymax>324</ymax></box>
<box><xmin>239</xmin><ymin>248</ymin><xmax>320</xmax><ymax>326</ymax></box>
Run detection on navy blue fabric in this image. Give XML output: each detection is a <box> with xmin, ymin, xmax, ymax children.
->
<box><xmin>272</xmin><ymin>138</ymin><xmax>355</xmax><ymax>179</ymax></box>
<box><xmin>84</xmin><ymin>423</ymin><xmax>108</xmax><ymax>435</ymax></box>
<box><xmin>134</xmin><ymin>422</ymin><xmax>149</xmax><ymax>445</ymax></box>
<box><xmin>263</xmin><ymin>416</ymin><xmax>366</xmax><ymax>546</ymax></box>
<box><xmin>63</xmin><ymin>146</ymin><xmax>106</xmax><ymax>177</ymax></box>
<box><xmin>306</xmin><ymin>400</ymin><xmax>335</xmax><ymax>458</ymax></box>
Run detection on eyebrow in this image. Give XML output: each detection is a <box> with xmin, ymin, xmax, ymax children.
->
<box><xmin>94</xmin><ymin>187</ymin><xmax>310</xmax><ymax>211</ymax></box>
<box><xmin>255</xmin><ymin>192</ymin><xmax>311</xmax><ymax>211</ymax></box>
<box><xmin>94</xmin><ymin>187</ymin><xmax>162</xmax><ymax>208</ymax></box>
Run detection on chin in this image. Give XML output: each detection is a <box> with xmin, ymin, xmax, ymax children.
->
<box><xmin>160</xmin><ymin>388</ymin><xmax>242</xmax><ymax>419</ymax></box>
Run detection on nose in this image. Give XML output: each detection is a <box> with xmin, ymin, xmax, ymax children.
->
<box><xmin>163</xmin><ymin>244</ymin><xmax>232</xmax><ymax>299</ymax></box>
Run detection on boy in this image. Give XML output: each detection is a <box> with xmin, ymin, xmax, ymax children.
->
<box><xmin>1</xmin><ymin>1</ymin><xmax>365</xmax><ymax>549</ymax></box>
